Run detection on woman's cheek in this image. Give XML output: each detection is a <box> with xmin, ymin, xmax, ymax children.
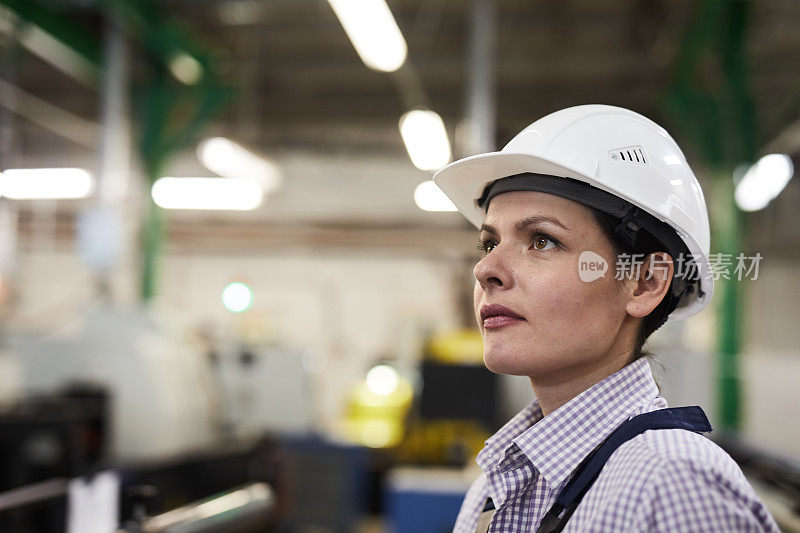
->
<box><xmin>522</xmin><ymin>270</ymin><xmax>581</xmax><ymax>318</ymax></box>
<box><xmin>472</xmin><ymin>281</ymin><xmax>484</xmax><ymax>328</ymax></box>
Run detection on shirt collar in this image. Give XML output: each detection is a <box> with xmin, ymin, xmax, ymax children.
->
<box><xmin>476</xmin><ymin>358</ymin><xmax>661</xmax><ymax>490</ymax></box>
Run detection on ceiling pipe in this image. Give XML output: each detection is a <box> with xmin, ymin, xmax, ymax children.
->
<box><xmin>464</xmin><ymin>0</ymin><xmax>496</xmax><ymax>156</ymax></box>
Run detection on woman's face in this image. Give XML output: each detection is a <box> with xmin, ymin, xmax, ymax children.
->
<box><xmin>473</xmin><ymin>190</ymin><xmax>633</xmax><ymax>379</ymax></box>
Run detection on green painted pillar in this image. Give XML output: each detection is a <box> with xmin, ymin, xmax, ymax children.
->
<box><xmin>663</xmin><ymin>0</ymin><xmax>755</xmax><ymax>432</ymax></box>
<box><xmin>709</xmin><ymin>173</ymin><xmax>746</xmax><ymax>431</ymax></box>
<box><xmin>140</xmin><ymin>184</ymin><xmax>165</xmax><ymax>302</ymax></box>
<box><xmin>2</xmin><ymin>0</ymin><xmax>230</xmax><ymax>302</ymax></box>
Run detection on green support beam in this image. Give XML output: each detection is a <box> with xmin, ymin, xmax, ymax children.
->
<box><xmin>3</xmin><ymin>0</ymin><xmax>231</xmax><ymax>302</ymax></box>
<box><xmin>101</xmin><ymin>0</ymin><xmax>232</xmax><ymax>301</ymax></box>
<box><xmin>661</xmin><ymin>0</ymin><xmax>756</xmax><ymax>432</ymax></box>
<box><xmin>1</xmin><ymin>0</ymin><xmax>102</xmax><ymax>68</ymax></box>
<box><xmin>137</xmin><ymin>71</ymin><xmax>230</xmax><ymax>301</ymax></box>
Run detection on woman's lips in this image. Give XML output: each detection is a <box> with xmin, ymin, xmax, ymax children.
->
<box><xmin>480</xmin><ymin>304</ymin><xmax>525</xmax><ymax>329</ymax></box>
<box><xmin>483</xmin><ymin>315</ymin><xmax>524</xmax><ymax>329</ymax></box>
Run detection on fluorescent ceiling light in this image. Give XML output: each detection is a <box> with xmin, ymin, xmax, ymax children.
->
<box><xmin>399</xmin><ymin>109</ymin><xmax>452</xmax><ymax>171</ymax></box>
<box><xmin>0</xmin><ymin>168</ymin><xmax>93</xmax><ymax>199</ymax></box>
<box><xmin>414</xmin><ymin>180</ymin><xmax>457</xmax><ymax>212</ymax></box>
<box><xmin>197</xmin><ymin>137</ymin><xmax>281</xmax><ymax>192</ymax></box>
<box><xmin>735</xmin><ymin>153</ymin><xmax>794</xmax><ymax>212</ymax></box>
<box><xmin>327</xmin><ymin>0</ymin><xmax>407</xmax><ymax>72</ymax></box>
<box><xmin>151</xmin><ymin>177</ymin><xmax>263</xmax><ymax>211</ymax></box>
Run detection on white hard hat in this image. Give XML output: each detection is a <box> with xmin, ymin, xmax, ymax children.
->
<box><xmin>433</xmin><ymin>104</ymin><xmax>713</xmax><ymax>324</ymax></box>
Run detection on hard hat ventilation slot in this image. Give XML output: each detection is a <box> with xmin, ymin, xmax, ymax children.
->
<box><xmin>610</xmin><ymin>146</ymin><xmax>647</xmax><ymax>165</ymax></box>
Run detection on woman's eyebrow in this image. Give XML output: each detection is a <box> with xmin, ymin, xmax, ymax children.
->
<box><xmin>480</xmin><ymin>215</ymin><xmax>569</xmax><ymax>235</ymax></box>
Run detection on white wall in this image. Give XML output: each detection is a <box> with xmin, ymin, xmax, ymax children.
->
<box><xmin>6</xmin><ymin>247</ymin><xmax>465</xmax><ymax>438</ymax></box>
<box><xmin>159</xmin><ymin>249</ymin><xmax>464</xmax><ymax>432</ymax></box>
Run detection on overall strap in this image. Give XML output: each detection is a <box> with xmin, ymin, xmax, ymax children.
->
<box><xmin>535</xmin><ymin>406</ymin><xmax>712</xmax><ymax>533</ymax></box>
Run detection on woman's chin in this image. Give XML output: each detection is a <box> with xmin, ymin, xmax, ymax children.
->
<box><xmin>483</xmin><ymin>349</ymin><xmax>533</xmax><ymax>376</ymax></box>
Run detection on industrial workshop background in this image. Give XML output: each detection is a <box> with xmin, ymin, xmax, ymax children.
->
<box><xmin>0</xmin><ymin>0</ymin><xmax>798</xmax><ymax>532</ymax></box>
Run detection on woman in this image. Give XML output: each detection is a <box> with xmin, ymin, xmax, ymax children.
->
<box><xmin>432</xmin><ymin>105</ymin><xmax>779</xmax><ymax>532</ymax></box>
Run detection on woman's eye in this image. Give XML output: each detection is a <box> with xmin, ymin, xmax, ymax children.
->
<box><xmin>531</xmin><ymin>234</ymin><xmax>558</xmax><ymax>251</ymax></box>
<box><xmin>477</xmin><ymin>239</ymin><xmax>496</xmax><ymax>255</ymax></box>
<box><xmin>477</xmin><ymin>234</ymin><xmax>558</xmax><ymax>255</ymax></box>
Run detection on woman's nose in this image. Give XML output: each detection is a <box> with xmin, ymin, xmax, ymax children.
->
<box><xmin>474</xmin><ymin>247</ymin><xmax>512</xmax><ymax>290</ymax></box>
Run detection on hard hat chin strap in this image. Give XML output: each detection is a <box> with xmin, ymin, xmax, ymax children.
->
<box><xmin>613</xmin><ymin>206</ymin><xmax>642</xmax><ymax>248</ymax></box>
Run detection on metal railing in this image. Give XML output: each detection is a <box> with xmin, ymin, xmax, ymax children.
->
<box><xmin>128</xmin><ymin>482</ymin><xmax>275</xmax><ymax>533</ymax></box>
<box><xmin>0</xmin><ymin>478</ymin><xmax>274</xmax><ymax>533</ymax></box>
<box><xmin>0</xmin><ymin>478</ymin><xmax>69</xmax><ymax>512</ymax></box>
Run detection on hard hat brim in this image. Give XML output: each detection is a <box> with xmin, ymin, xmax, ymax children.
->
<box><xmin>433</xmin><ymin>151</ymin><xmax>617</xmax><ymax>229</ymax></box>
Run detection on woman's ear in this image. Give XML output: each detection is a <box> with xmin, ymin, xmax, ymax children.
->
<box><xmin>624</xmin><ymin>252</ymin><xmax>674</xmax><ymax>318</ymax></box>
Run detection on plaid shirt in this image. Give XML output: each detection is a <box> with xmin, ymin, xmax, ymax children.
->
<box><xmin>453</xmin><ymin>358</ymin><xmax>780</xmax><ymax>532</ymax></box>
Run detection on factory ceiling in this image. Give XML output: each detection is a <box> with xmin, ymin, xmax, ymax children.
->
<box><xmin>3</xmin><ymin>0</ymin><xmax>800</xmax><ymax>253</ymax></box>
